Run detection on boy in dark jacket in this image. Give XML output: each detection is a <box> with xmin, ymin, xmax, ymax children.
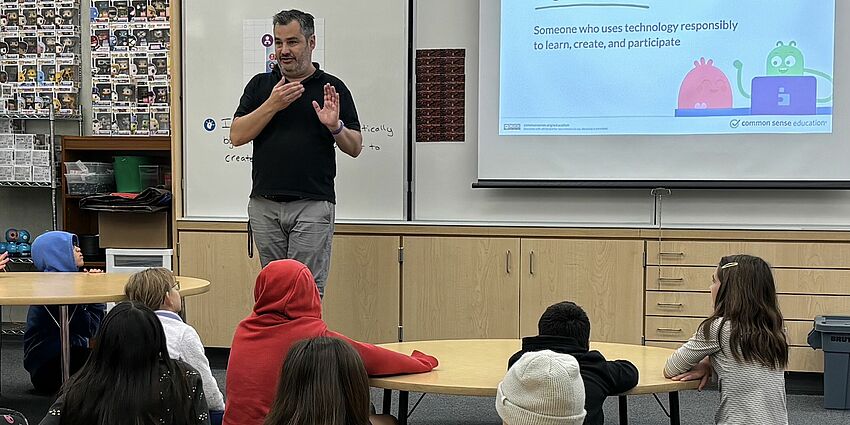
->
<box><xmin>23</xmin><ymin>231</ymin><xmax>106</xmax><ymax>393</ymax></box>
<box><xmin>508</xmin><ymin>301</ymin><xmax>638</xmax><ymax>425</ymax></box>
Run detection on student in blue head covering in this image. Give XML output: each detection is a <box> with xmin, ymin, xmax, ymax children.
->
<box><xmin>24</xmin><ymin>231</ymin><xmax>106</xmax><ymax>394</ymax></box>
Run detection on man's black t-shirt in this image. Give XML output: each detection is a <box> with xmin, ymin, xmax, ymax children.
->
<box><xmin>234</xmin><ymin>63</ymin><xmax>360</xmax><ymax>203</ymax></box>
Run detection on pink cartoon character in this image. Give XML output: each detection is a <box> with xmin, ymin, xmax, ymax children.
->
<box><xmin>678</xmin><ymin>57</ymin><xmax>733</xmax><ymax>109</ymax></box>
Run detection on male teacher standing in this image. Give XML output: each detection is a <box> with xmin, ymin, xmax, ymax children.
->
<box><xmin>230</xmin><ymin>9</ymin><xmax>362</xmax><ymax>297</ymax></box>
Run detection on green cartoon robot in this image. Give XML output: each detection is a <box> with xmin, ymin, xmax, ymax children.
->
<box><xmin>733</xmin><ymin>41</ymin><xmax>833</xmax><ymax>103</ymax></box>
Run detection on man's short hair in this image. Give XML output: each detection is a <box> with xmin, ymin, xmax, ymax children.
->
<box><xmin>538</xmin><ymin>301</ymin><xmax>591</xmax><ymax>348</ymax></box>
<box><xmin>273</xmin><ymin>9</ymin><xmax>315</xmax><ymax>39</ymax></box>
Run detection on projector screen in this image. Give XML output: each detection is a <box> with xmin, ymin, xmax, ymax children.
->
<box><xmin>478</xmin><ymin>0</ymin><xmax>847</xmax><ymax>187</ymax></box>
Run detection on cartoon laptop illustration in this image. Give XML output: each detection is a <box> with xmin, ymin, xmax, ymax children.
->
<box><xmin>750</xmin><ymin>76</ymin><xmax>817</xmax><ymax>115</ymax></box>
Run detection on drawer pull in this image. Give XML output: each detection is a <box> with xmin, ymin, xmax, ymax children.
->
<box><xmin>657</xmin><ymin>327</ymin><xmax>683</xmax><ymax>333</ymax></box>
<box><xmin>658</xmin><ymin>277</ymin><xmax>684</xmax><ymax>283</ymax></box>
<box><xmin>656</xmin><ymin>302</ymin><xmax>684</xmax><ymax>308</ymax></box>
<box><xmin>659</xmin><ymin>252</ymin><xmax>685</xmax><ymax>257</ymax></box>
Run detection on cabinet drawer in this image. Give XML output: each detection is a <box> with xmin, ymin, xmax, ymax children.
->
<box><xmin>646</xmin><ymin>317</ymin><xmax>813</xmax><ymax>347</ymax></box>
<box><xmin>646</xmin><ymin>343</ymin><xmax>824</xmax><ymax>373</ymax></box>
<box><xmin>788</xmin><ymin>347</ymin><xmax>823</xmax><ymax>373</ymax></box>
<box><xmin>785</xmin><ymin>320</ymin><xmax>814</xmax><ymax>347</ymax></box>
<box><xmin>647</xmin><ymin>293</ymin><xmax>849</xmax><ymax>322</ymax></box>
<box><xmin>648</xmin><ymin>267</ymin><xmax>850</xmax><ymax>295</ymax></box>
<box><xmin>779</xmin><ymin>295</ymin><xmax>850</xmax><ymax>321</ymax></box>
<box><xmin>646</xmin><ymin>267</ymin><xmax>711</xmax><ymax>292</ymax></box>
<box><xmin>647</xmin><ymin>241</ymin><xmax>850</xmax><ymax>268</ymax></box>
<box><xmin>645</xmin><ymin>317</ymin><xmax>702</xmax><ymax>341</ymax></box>
<box><xmin>646</xmin><ymin>292</ymin><xmax>712</xmax><ymax>317</ymax></box>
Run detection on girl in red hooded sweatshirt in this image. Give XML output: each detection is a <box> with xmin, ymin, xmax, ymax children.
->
<box><xmin>223</xmin><ymin>259</ymin><xmax>438</xmax><ymax>425</ymax></box>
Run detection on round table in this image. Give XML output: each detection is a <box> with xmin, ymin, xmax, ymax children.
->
<box><xmin>0</xmin><ymin>272</ymin><xmax>210</xmax><ymax>382</ymax></box>
<box><xmin>371</xmin><ymin>339</ymin><xmax>699</xmax><ymax>425</ymax></box>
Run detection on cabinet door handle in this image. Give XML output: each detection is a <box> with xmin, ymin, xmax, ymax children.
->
<box><xmin>529</xmin><ymin>250</ymin><xmax>535</xmax><ymax>275</ymax></box>
<box><xmin>656</xmin><ymin>302</ymin><xmax>684</xmax><ymax>308</ymax></box>
<box><xmin>656</xmin><ymin>327</ymin><xmax>684</xmax><ymax>333</ymax></box>
<box><xmin>659</xmin><ymin>251</ymin><xmax>685</xmax><ymax>257</ymax></box>
<box><xmin>247</xmin><ymin>221</ymin><xmax>254</xmax><ymax>258</ymax></box>
<box><xmin>506</xmin><ymin>250</ymin><xmax>512</xmax><ymax>274</ymax></box>
<box><xmin>658</xmin><ymin>277</ymin><xmax>684</xmax><ymax>283</ymax></box>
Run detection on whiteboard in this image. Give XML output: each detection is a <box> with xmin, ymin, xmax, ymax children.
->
<box><xmin>182</xmin><ymin>0</ymin><xmax>407</xmax><ymax>220</ymax></box>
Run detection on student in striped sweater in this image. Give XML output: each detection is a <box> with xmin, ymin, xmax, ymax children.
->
<box><xmin>664</xmin><ymin>254</ymin><xmax>789</xmax><ymax>425</ymax></box>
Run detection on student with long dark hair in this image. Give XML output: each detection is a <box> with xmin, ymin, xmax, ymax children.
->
<box><xmin>39</xmin><ymin>301</ymin><xmax>210</xmax><ymax>425</ymax></box>
<box><xmin>665</xmin><ymin>254</ymin><xmax>789</xmax><ymax>424</ymax></box>
<box><xmin>125</xmin><ymin>268</ymin><xmax>225</xmax><ymax>424</ymax></box>
<box><xmin>264</xmin><ymin>337</ymin><xmax>396</xmax><ymax>425</ymax></box>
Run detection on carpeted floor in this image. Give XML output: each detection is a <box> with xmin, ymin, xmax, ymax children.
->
<box><xmin>2</xmin><ymin>338</ymin><xmax>850</xmax><ymax>424</ymax></box>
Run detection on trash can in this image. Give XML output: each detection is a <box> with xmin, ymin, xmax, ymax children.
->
<box><xmin>808</xmin><ymin>315</ymin><xmax>850</xmax><ymax>409</ymax></box>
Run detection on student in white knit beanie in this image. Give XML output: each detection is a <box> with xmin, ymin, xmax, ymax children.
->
<box><xmin>496</xmin><ymin>350</ymin><xmax>587</xmax><ymax>425</ymax></box>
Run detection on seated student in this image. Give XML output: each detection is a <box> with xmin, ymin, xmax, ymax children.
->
<box><xmin>39</xmin><ymin>301</ymin><xmax>210</xmax><ymax>425</ymax></box>
<box><xmin>125</xmin><ymin>267</ymin><xmax>226</xmax><ymax>425</ymax></box>
<box><xmin>223</xmin><ymin>259</ymin><xmax>438</xmax><ymax>425</ymax></box>
<box><xmin>665</xmin><ymin>255</ymin><xmax>789</xmax><ymax>425</ymax></box>
<box><xmin>264</xmin><ymin>337</ymin><xmax>398</xmax><ymax>425</ymax></box>
<box><xmin>497</xmin><ymin>350</ymin><xmax>586</xmax><ymax>425</ymax></box>
<box><xmin>508</xmin><ymin>301</ymin><xmax>638</xmax><ymax>425</ymax></box>
<box><xmin>24</xmin><ymin>231</ymin><xmax>106</xmax><ymax>394</ymax></box>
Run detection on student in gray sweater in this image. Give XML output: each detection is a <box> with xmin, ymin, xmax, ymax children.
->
<box><xmin>125</xmin><ymin>268</ymin><xmax>225</xmax><ymax>425</ymax></box>
<box><xmin>665</xmin><ymin>255</ymin><xmax>789</xmax><ymax>425</ymax></box>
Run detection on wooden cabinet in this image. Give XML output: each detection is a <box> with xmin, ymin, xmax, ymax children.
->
<box><xmin>400</xmin><ymin>237</ymin><xmax>643</xmax><ymax>343</ymax></box>
<box><xmin>179</xmin><ymin>231</ymin><xmax>402</xmax><ymax>346</ymax></box>
<box><xmin>645</xmin><ymin>239</ymin><xmax>850</xmax><ymax>372</ymax></box>
<box><xmin>519</xmin><ymin>239</ymin><xmax>643</xmax><ymax>343</ymax></box>
<box><xmin>174</xmin><ymin>223</ymin><xmax>848</xmax><ymax>376</ymax></box>
<box><xmin>322</xmin><ymin>235</ymin><xmax>401</xmax><ymax>344</ymax></box>
<box><xmin>179</xmin><ymin>231</ymin><xmax>261</xmax><ymax>347</ymax></box>
<box><xmin>401</xmin><ymin>236</ymin><xmax>521</xmax><ymax>341</ymax></box>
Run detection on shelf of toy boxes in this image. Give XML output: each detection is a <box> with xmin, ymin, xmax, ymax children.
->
<box><xmin>0</xmin><ymin>107</ymin><xmax>83</xmax><ymax>231</ymax></box>
<box><xmin>90</xmin><ymin>0</ymin><xmax>173</xmax><ymax>136</ymax></box>
<box><xmin>0</xmin><ymin>0</ymin><xmax>84</xmax><ymax>232</ymax></box>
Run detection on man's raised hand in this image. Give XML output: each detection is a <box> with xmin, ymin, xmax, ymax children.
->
<box><xmin>267</xmin><ymin>80</ymin><xmax>304</xmax><ymax>112</ymax></box>
<box><xmin>312</xmin><ymin>83</ymin><xmax>341</xmax><ymax>129</ymax></box>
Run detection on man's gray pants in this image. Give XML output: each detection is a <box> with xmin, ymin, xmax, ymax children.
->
<box><xmin>247</xmin><ymin>196</ymin><xmax>335</xmax><ymax>297</ymax></box>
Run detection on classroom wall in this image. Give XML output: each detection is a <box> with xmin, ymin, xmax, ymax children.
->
<box><xmin>413</xmin><ymin>0</ymin><xmax>850</xmax><ymax>228</ymax></box>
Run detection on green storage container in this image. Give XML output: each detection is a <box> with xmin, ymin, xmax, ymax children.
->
<box><xmin>113</xmin><ymin>156</ymin><xmax>153</xmax><ymax>193</ymax></box>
